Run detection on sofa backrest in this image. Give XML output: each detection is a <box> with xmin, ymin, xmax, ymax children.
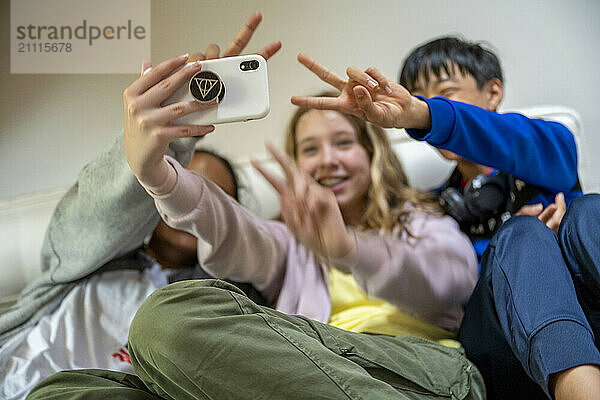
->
<box><xmin>0</xmin><ymin>105</ymin><xmax>591</xmax><ymax>311</ymax></box>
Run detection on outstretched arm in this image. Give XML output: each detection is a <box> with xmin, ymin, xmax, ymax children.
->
<box><xmin>292</xmin><ymin>55</ymin><xmax>577</xmax><ymax>192</ymax></box>
<box><xmin>42</xmin><ymin>13</ymin><xmax>281</xmax><ymax>280</ymax></box>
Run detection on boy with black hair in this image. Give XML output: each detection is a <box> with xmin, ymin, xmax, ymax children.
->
<box><xmin>292</xmin><ymin>37</ymin><xmax>599</xmax><ymax>400</ymax></box>
<box><xmin>398</xmin><ymin>37</ymin><xmax>582</xmax><ymax>247</ymax></box>
<box><xmin>397</xmin><ymin>37</ymin><xmax>598</xmax><ymax>400</ymax></box>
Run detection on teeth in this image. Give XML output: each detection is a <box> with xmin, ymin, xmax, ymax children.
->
<box><xmin>319</xmin><ymin>178</ymin><xmax>344</xmax><ymax>187</ymax></box>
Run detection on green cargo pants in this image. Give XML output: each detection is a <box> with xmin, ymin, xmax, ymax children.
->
<box><xmin>28</xmin><ymin>280</ymin><xmax>485</xmax><ymax>399</ymax></box>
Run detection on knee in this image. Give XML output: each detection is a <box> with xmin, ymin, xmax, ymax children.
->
<box><xmin>481</xmin><ymin>215</ymin><xmax>553</xmax><ymax>276</ymax></box>
<box><xmin>492</xmin><ymin>215</ymin><xmax>549</xmax><ymax>250</ymax></box>
<box><xmin>128</xmin><ymin>279</ymin><xmax>250</xmax><ymax>352</ymax></box>
<box><xmin>559</xmin><ymin>194</ymin><xmax>600</xmax><ymax>240</ymax></box>
<box><xmin>128</xmin><ymin>280</ymin><xmax>262</xmax><ymax>374</ymax></box>
<box><xmin>129</xmin><ymin>282</ymin><xmax>187</xmax><ymax>347</ymax></box>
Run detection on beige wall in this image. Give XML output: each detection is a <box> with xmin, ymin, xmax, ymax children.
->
<box><xmin>2</xmin><ymin>0</ymin><xmax>599</xmax><ymax>198</ymax></box>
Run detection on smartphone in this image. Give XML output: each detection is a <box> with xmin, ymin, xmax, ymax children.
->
<box><xmin>156</xmin><ymin>54</ymin><xmax>270</xmax><ymax>125</ymax></box>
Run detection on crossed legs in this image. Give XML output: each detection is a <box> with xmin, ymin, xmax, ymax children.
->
<box><xmin>29</xmin><ymin>279</ymin><xmax>484</xmax><ymax>399</ymax></box>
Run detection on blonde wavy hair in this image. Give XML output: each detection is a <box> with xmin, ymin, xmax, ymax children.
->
<box><xmin>285</xmin><ymin>95</ymin><xmax>440</xmax><ymax>235</ymax></box>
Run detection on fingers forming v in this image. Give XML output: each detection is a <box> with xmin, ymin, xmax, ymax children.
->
<box><xmin>364</xmin><ymin>66</ymin><xmax>393</xmax><ymax>95</ymax></box>
<box><xmin>346</xmin><ymin>66</ymin><xmax>379</xmax><ymax>90</ymax></box>
<box><xmin>265</xmin><ymin>143</ymin><xmax>300</xmax><ymax>189</ymax></box>
<box><xmin>189</xmin><ymin>52</ymin><xmax>206</xmax><ymax>62</ymax></box>
<box><xmin>204</xmin><ymin>43</ymin><xmax>220</xmax><ymax>60</ymax></box>
<box><xmin>223</xmin><ymin>12</ymin><xmax>263</xmax><ymax>57</ymax></box>
<box><xmin>251</xmin><ymin>158</ymin><xmax>288</xmax><ymax>196</ymax></box>
<box><xmin>297</xmin><ymin>53</ymin><xmax>346</xmax><ymax>90</ymax></box>
<box><xmin>290</xmin><ymin>95</ymin><xmax>341</xmax><ymax>111</ymax></box>
<box><xmin>257</xmin><ymin>41</ymin><xmax>282</xmax><ymax>61</ymax></box>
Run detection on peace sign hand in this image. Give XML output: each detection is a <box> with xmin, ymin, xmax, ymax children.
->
<box><xmin>191</xmin><ymin>12</ymin><xmax>282</xmax><ymax>63</ymax></box>
<box><xmin>291</xmin><ymin>53</ymin><xmax>430</xmax><ymax>130</ymax></box>
<box><xmin>251</xmin><ymin>144</ymin><xmax>356</xmax><ymax>262</ymax></box>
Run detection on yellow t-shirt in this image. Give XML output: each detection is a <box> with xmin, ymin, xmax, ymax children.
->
<box><xmin>327</xmin><ymin>267</ymin><xmax>460</xmax><ymax>347</ymax></box>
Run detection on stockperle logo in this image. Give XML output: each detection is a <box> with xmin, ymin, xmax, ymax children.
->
<box><xmin>190</xmin><ymin>71</ymin><xmax>225</xmax><ymax>103</ymax></box>
<box><xmin>11</xmin><ymin>0</ymin><xmax>150</xmax><ymax>74</ymax></box>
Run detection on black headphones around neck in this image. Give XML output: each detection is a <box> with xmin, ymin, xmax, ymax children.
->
<box><xmin>440</xmin><ymin>172</ymin><xmax>514</xmax><ymax>238</ymax></box>
<box><xmin>441</xmin><ymin>168</ymin><xmax>580</xmax><ymax>240</ymax></box>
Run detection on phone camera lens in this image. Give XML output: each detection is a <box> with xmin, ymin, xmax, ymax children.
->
<box><xmin>240</xmin><ymin>60</ymin><xmax>260</xmax><ymax>71</ymax></box>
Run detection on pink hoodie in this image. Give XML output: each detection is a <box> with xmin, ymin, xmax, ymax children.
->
<box><xmin>141</xmin><ymin>156</ymin><xmax>478</xmax><ymax>332</ymax></box>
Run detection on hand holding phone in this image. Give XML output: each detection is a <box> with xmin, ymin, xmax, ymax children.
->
<box><xmin>147</xmin><ymin>55</ymin><xmax>270</xmax><ymax>125</ymax></box>
<box><xmin>124</xmin><ymin>12</ymin><xmax>280</xmax><ymax>188</ymax></box>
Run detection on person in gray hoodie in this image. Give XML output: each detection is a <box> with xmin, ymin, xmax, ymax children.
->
<box><xmin>0</xmin><ymin>12</ymin><xmax>281</xmax><ymax>400</ymax></box>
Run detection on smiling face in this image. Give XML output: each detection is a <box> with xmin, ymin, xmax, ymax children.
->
<box><xmin>294</xmin><ymin>109</ymin><xmax>371</xmax><ymax>223</ymax></box>
<box><xmin>410</xmin><ymin>64</ymin><xmax>503</xmax><ymax>163</ymax></box>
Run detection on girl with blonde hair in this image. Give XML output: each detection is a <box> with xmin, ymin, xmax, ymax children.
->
<box><xmin>284</xmin><ymin>92</ymin><xmax>439</xmax><ymax>234</ymax></box>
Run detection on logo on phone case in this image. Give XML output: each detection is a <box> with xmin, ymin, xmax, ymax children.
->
<box><xmin>197</xmin><ymin>78</ymin><xmax>218</xmax><ymax>97</ymax></box>
<box><xmin>189</xmin><ymin>70</ymin><xmax>224</xmax><ymax>103</ymax></box>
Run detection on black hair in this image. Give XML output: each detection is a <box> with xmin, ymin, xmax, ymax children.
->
<box><xmin>193</xmin><ymin>148</ymin><xmax>239</xmax><ymax>201</ymax></box>
<box><xmin>399</xmin><ymin>36</ymin><xmax>503</xmax><ymax>92</ymax></box>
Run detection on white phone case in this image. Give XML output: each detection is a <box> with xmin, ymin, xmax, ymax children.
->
<box><xmin>164</xmin><ymin>54</ymin><xmax>270</xmax><ymax>125</ymax></box>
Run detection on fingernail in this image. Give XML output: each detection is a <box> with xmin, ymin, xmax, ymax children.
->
<box><xmin>187</xmin><ymin>60</ymin><xmax>202</xmax><ymax>69</ymax></box>
<box><xmin>367</xmin><ymin>79</ymin><xmax>378</xmax><ymax>89</ymax></box>
<box><xmin>179</xmin><ymin>53</ymin><xmax>189</xmax><ymax>60</ymax></box>
<box><xmin>385</xmin><ymin>85</ymin><xmax>393</xmax><ymax>95</ymax></box>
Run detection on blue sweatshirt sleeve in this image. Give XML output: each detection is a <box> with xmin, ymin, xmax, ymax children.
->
<box><xmin>406</xmin><ymin>96</ymin><xmax>578</xmax><ymax>192</ymax></box>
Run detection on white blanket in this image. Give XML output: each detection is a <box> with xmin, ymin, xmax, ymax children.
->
<box><xmin>0</xmin><ymin>265</ymin><xmax>169</xmax><ymax>400</ymax></box>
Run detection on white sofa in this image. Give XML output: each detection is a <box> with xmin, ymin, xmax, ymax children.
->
<box><xmin>0</xmin><ymin>105</ymin><xmax>593</xmax><ymax>313</ymax></box>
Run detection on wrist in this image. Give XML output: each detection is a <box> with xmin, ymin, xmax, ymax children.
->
<box><xmin>139</xmin><ymin>158</ymin><xmax>177</xmax><ymax>195</ymax></box>
<box><xmin>403</xmin><ymin>96</ymin><xmax>431</xmax><ymax>130</ymax></box>
<box><xmin>332</xmin><ymin>228</ymin><xmax>358</xmax><ymax>263</ymax></box>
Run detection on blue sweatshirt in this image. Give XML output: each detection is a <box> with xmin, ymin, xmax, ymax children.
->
<box><xmin>407</xmin><ymin>96</ymin><xmax>582</xmax><ymax>261</ymax></box>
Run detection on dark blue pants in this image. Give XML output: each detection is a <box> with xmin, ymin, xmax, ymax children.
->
<box><xmin>458</xmin><ymin>194</ymin><xmax>600</xmax><ymax>399</ymax></box>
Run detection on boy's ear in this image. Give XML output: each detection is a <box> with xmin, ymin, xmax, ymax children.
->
<box><xmin>484</xmin><ymin>78</ymin><xmax>503</xmax><ymax>111</ymax></box>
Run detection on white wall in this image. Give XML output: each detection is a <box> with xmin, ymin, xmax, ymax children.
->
<box><xmin>2</xmin><ymin>0</ymin><xmax>599</xmax><ymax>199</ymax></box>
